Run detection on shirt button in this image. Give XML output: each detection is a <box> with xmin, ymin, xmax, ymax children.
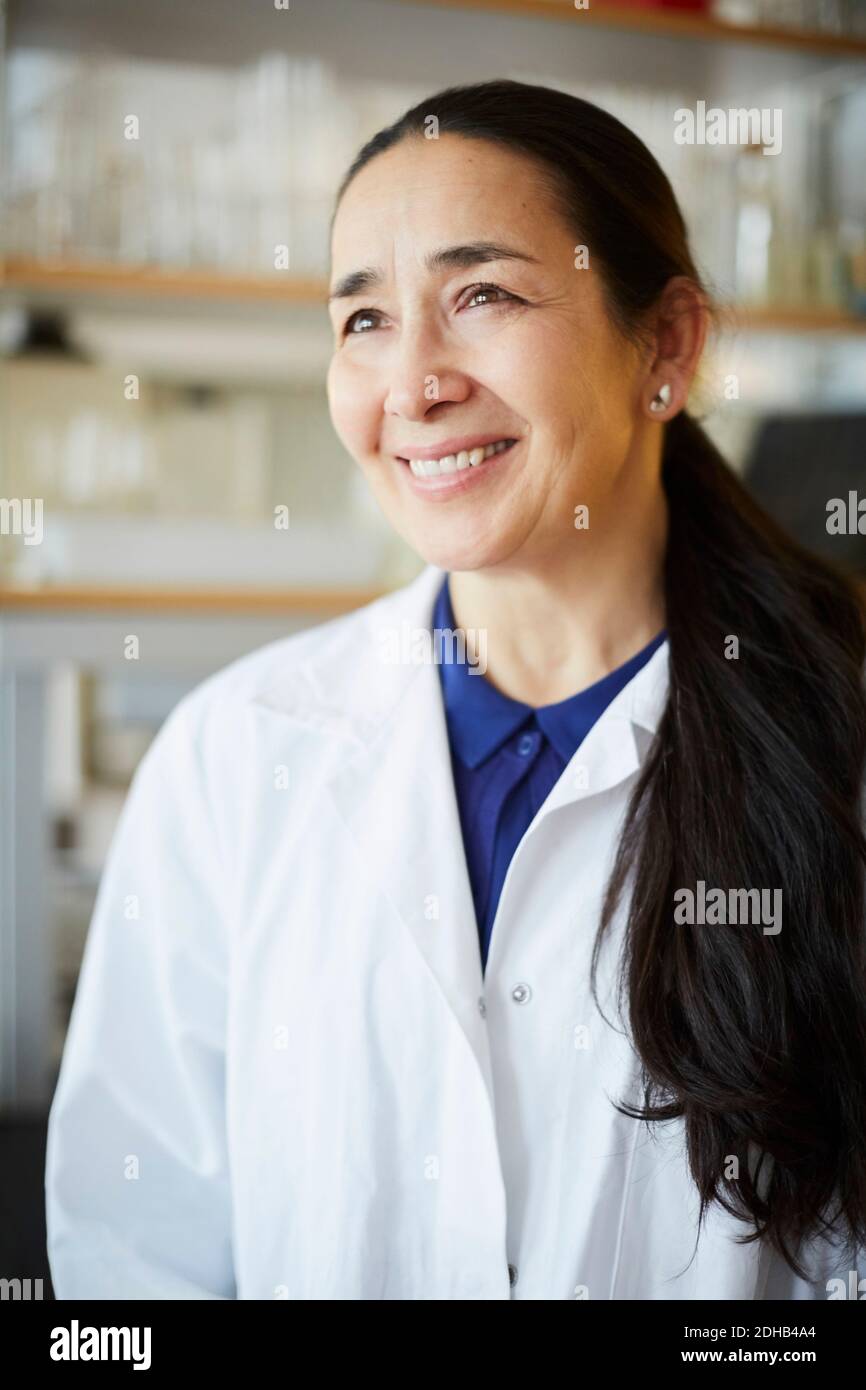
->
<box><xmin>477</xmin><ymin>995</ymin><xmax>486</xmax><ymax>1019</ymax></box>
<box><xmin>511</xmin><ymin>983</ymin><xmax>532</xmax><ymax>1005</ymax></box>
<box><xmin>508</xmin><ymin>1263</ymin><xmax>519</xmax><ymax>1288</ymax></box>
<box><xmin>516</xmin><ymin>732</ymin><xmax>535</xmax><ymax>756</ymax></box>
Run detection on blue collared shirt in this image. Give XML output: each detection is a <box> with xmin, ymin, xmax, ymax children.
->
<box><xmin>433</xmin><ymin>574</ymin><xmax>666</xmax><ymax>974</ymax></box>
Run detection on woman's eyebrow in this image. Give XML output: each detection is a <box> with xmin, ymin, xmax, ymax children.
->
<box><xmin>327</xmin><ymin>241</ymin><xmax>540</xmax><ymax>302</ymax></box>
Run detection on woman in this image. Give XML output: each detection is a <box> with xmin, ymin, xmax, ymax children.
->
<box><xmin>46</xmin><ymin>79</ymin><xmax>866</xmax><ymax>1300</ymax></box>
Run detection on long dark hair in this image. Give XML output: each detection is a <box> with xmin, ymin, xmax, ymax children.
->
<box><xmin>334</xmin><ymin>79</ymin><xmax>866</xmax><ymax>1279</ymax></box>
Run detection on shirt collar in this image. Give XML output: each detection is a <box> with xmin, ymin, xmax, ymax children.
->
<box><xmin>534</xmin><ymin>629</ymin><xmax>667</xmax><ymax>762</ymax></box>
<box><xmin>433</xmin><ymin>574</ymin><xmax>667</xmax><ymax>769</ymax></box>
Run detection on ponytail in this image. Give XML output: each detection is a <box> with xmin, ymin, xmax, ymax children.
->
<box><xmin>595</xmin><ymin>411</ymin><xmax>866</xmax><ymax>1276</ymax></box>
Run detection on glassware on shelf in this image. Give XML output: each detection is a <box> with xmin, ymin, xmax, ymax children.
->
<box><xmin>845</xmin><ymin>0</ymin><xmax>866</xmax><ymax>36</ymax></box>
<box><xmin>812</xmin><ymin>0</ymin><xmax>847</xmax><ymax>33</ymax></box>
<box><xmin>714</xmin><ymin>0</ymin><xmax>863</xmax><ymax>29</ymax></box>
<box><xmin>711</xmin><ymin>0</ymin><xmax>763</xmax><ymax>23</ymax></box>
<box><xmin>842</xmin><ymin>226</ymin><xmax>866</xmax><ymax>315</ymax></box>
<box><xmin>806</xmin><ymin>225</ymin><xmax>846</xmax><ymax>309</ymax></box>
<box><xmin>733</xmin><ymin>143</ymin><xmax>778</xmax><ymax>307</ymax></box>
<box><xmin>757</xmin><ymin>0</ymin><xmax>810</xmax><ymax>30</ymax></box>
<box><xmin>2</xmin><ymin>43</ymin><xmax>859</xmax><ymax>305</ymax></box>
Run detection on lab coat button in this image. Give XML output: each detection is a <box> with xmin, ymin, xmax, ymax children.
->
<box><xmin>508</xmin><ymin>1263</ymin><xmax>519</xmax><ymax>1288</ymax></box>
<box><xmin>478</xmin><ymin>995</ymin><xmax>486</xmax><ymax>1018</ymax></box>
<box><xmin>511</xmin><ymin>983</ymin><xmax>532</xmax><ymax>1005</ymax></box>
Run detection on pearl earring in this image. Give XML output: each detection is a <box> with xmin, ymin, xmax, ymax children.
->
<box><xmin>650</xmin><ymin>383</ymin><xmax>671</xmax><ymax>413</ymax></box>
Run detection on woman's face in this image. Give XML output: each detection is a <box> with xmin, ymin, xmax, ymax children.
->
<box><xmin>326</xmin><ymin>133</ymin><xmax>647</xmax><ymax>573</ymax></box>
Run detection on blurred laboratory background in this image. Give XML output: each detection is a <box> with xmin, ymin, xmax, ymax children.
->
<box><xmin>1</xmin><ymin>0</ymin><xmax>865</xmax><ymax>1294</ymax></box>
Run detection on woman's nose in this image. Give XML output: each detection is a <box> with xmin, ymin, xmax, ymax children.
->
<box><xmin>383</xmin><ymin>326</ymin><xmax>471</xmax><ymax>420</ymax></box>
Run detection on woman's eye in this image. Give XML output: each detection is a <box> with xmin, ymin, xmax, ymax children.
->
<box><xmin>343</xmin><ymin>309</ymin><xmax>382</xmax><ymax>336</ymax></box>
<box><xmin>462</xmin><ymin>282</ymin><xmax>515</xmax><ymax>309</ymax></box>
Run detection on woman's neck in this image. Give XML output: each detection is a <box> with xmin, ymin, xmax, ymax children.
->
<box><xmin>447</xmin><ymin>483</ymin><xmax>669</xmax><ymax>707</ymax></box>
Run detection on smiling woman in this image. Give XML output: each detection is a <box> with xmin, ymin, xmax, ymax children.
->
<box><xmin>326</xmin><ymin>79</ymin><xmax>866</xmax><ymax>1287</ymax></box>
<box><xmin>45</xmin><ymin>78</ymin><xmax>866</xmax><ymax>1303</ymax></box>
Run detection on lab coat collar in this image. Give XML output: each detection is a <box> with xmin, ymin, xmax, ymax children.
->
<box><xmin>250</xmin><ymin>562</ymin><xmax>447</xmax><ymax>745</ymax></box>
<box><xmin>251</xmin><ymin>561</ymin><xmax>670</xmax><ymax>755</ymax></box>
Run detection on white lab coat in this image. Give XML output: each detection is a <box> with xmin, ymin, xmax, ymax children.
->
<box><xmin>45</xmin><ymin>561</ymin><xmax>862</xmax><ymax>1300</ymax></box>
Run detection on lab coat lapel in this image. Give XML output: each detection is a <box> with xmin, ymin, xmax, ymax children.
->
<box><xmin>325</xmin><ymin>643</ymin><xmax>487</xmax><ymax>1055</ymax></box>
<box><xmin>254</xmin><ymin>564</ymin><xmax>491</xmax><ymax>1080</ymax></box>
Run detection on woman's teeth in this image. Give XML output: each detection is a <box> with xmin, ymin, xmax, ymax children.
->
<box><xmin>407</xmin><ymin>439</ymin><xmax>515</xmax><ymax>478</ymax></box>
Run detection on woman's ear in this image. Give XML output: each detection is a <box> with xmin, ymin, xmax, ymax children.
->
<box><xmin>644</xmin><ymin>276</ymin><xmax>709</xmax><ymax>421</ymax></box>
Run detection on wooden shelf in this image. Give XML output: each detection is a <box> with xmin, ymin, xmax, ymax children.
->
<box><xmin>728</xmin><ymin>305</ymin><xmax>866</xmax><ymax>334</ymax></box>
<box><xmin>393</xmin><ymin>0</ymin><xmax>866</xmax><ymax>56</ymax></box>
<box><xmin>4</xmin><ymin>257</ymin><xmax>865</xmax><ymax>335</ymax></box>
<box><xmin>0</xmin><ymin>256</ymin><xmax>327</xmax><ymax>305</ymax></box>
<box><xmin>0</xmin><ymin>583</ymin><xmax>385</xmax><ymax>614</ymax></box>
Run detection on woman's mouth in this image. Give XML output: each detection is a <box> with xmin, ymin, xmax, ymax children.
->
<box><xmin>394</xmin><ymin>437</ymin><xmax>520</xmax><ymax>497</ymax></box>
